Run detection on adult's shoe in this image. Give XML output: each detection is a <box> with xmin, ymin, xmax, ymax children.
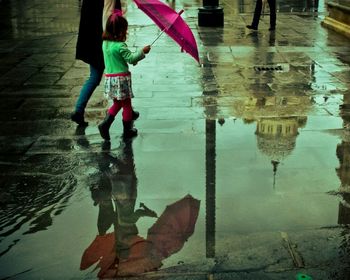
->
<box><xmin>246</xmin><ymin>25</ymin><xmax>258</xmax><ymax>30</ymax></box>
<box><xmin>71</xmin><ymin>111</ymin><xmax>88</xmax><ymax>126</ymax></box>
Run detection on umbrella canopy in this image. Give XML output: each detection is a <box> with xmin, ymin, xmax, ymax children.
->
<box><xmin>117</xmin><ymin>236</ymin><xmax>162</xmax><ymax>276</ymax></box>
<box><xmin>80</xmin><ymin>195</ymin><xmax>200</xmax><ymax>278</ymax></box>
<box><xmin>80</xmin><ymin>233</ymin><xmax>115</xmax><ymax>270</ymax></box>
<box><xmin>147</xmin><ymin>194</ymin><xmax>200</xmax><ymax>258</ymax></box>
<box><xmin>133</xmin><ymin>0</ymin><xmax>200</xmax><ymax>63</ymax></box>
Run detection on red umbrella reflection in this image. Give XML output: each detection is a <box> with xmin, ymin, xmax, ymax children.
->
<box><xmin>80</xmin><ymin>232</ymin><xmax>115</xmax><ymax>271</ymax></box>
<box><xmin>147</xmin><ymin>194</ymin><xmax>200</xmax><ymax>259</ymax></box>
<box><xmin>80</xmin><ymin>194</ymin><xmax>200</xmax><ymax>277</ymax></box>
<box><xmin>117</xmin><ymin>194</ymin><xmax>200</xmax><ymax>276</ymax></box>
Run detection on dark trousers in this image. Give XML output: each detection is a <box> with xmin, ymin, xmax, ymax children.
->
<box><xmin>251</xmin><ymin>0</ymin><xmax>276</xmax><ymax>28</ymax></box>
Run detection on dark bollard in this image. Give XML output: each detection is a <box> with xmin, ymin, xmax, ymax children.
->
<box><xmin>198</xmin><ymin>0</ymin><xmax>224</xmax><ymax>27</ymax></box>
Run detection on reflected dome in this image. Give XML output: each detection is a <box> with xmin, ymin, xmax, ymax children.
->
<box><xmin>256</xmin><ymin>116</ymin><xmax>307</xmax><ymax>161</ymax></box>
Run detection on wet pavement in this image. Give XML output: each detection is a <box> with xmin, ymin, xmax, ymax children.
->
<box><xmin>1</xmin><ymin>0</ymin><xmax>350</xmax><ymax>279</ymax></box>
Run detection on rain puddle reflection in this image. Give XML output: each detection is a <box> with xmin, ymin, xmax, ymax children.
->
<box><xmin>80</xmin><ymin>139</ymin><xmax>200</xmax><ymax>277</ymax></box>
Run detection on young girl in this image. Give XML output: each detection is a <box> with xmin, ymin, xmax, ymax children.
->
<box><xmin>98</xmin><ymin>10</ymin><xmax>151</xmax><ymax>140</ymax></box>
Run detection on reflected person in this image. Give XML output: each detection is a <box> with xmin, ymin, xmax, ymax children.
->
<box><xmin>81</xmin><ymin>138</ymin><xmax>158</xmax><ymax>277</ymax></box>
<box><xmin>104</xmin><ymin>139</ymin><xmax>157</xmax><ymax>260</ymax></box>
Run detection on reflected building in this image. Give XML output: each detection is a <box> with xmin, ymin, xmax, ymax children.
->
<box><xmin>336</xmin><ymin>93</ymin><xmax>350</xmax><ymax>225</ymax></box>
<box><xmin>333</xmin><ymin>92</ymin><xmax>350</xmax><ymax>279</ymax></box>
<box><xmin>234</xmin><ymin>94</ymin><xmax>311</xmax><ymax>163</ymax></box>
<box><xmin>199</xmin><ymin>18</ymin><xmax>315</xmax><ymax>257</ymax></box>
<box><xmin>255</xmin><ymin>115</ymin><xmax>307</xmax><ymax>161</ymax></box>
<box><xmin>230</xmin><ymin>30</ymin><xmax>312</xmax><ymax>169</ymax></box>
<box><xmin>336</xmin><ymin>139</ymin><xmax>350</xmax><ymax>225</ymax></box>
<box><xmin>255</xmin><ymin>114</ymin><xmax>307</xmax><ymax>188</ymax></box>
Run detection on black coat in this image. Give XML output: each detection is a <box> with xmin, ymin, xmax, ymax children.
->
<box><xmin>76</xmin><ymin>0</ymin><xmax>104</xmax><ymax>70</ymax></box>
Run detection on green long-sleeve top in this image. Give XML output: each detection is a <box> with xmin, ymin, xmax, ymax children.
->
<box><xmin>102</xmin><ymin>41</ymin><xmax>145</xmax><ymax>74</ymax></box>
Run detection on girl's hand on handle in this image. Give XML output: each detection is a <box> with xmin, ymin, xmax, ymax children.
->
<box><xmin>143</xmin><ymin>45</ymin><xmax>151</xmax><ymax>54</ymax></box>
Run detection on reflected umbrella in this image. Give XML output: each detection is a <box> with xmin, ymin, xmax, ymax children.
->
<box><xmin>80</xmin><ymin>232</ymin><xmax>115</xmax><ymax>270</ymax></box>
<box><xmin>81</xmin><ymin>194</ymin><xmax>200</xmax><ymax>278</ymax></box>
<box><xmin>117</xmin><ymin>194</ymin><xmax>200</xmax><ymax>277</ymax></box>
<box><xmin>147</xmin><ymin>194</ymin><xmax>200</xmax><ymax>259</ymax></box>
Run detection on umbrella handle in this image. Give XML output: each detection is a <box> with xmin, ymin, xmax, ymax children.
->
<box><xmin>150</xmin><ymin>28</ymin><xmax>166</xmax><ymax>46</ymax></box>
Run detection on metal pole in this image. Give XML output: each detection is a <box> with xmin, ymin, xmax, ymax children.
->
<box><xmin>205</xmin><ymin>119</ymin><xmax>216</xmax><ymax>258</ymax></box>
<box><xmin>198</xmin><ymin>0</ymin><xmax>224</xmax><ymax>27</ymax></box>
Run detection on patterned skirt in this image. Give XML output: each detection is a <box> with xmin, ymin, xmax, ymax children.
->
<box><xmin>104</xmin><ymin>73</ymin><xmax>134</xmax><ymax>100</ymax></box>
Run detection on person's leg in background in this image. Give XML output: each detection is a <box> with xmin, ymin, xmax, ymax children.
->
<box><xmin>71</xmin><ymin>64</ymin><xmax>103</xmax><ymax>126</ymax></box>
<box><xmin>247</xmin><ymin>0</ymin><xmax>262</xmax><ymax>30</ymax></box>
<box><xmin>268</xmin><ymin>0</ymin><xmax>276</xmax><ymax>30</ymax></box>
<box><xmin>314</xmin><ymin>0</ymin><xmax>319</xmax><ymax>12</ymax></box>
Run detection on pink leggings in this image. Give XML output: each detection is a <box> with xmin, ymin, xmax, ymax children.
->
<box><xmin>108</xmin><ymin>98</ymin><xmax>133</xmax><ymax>121</ymax></box>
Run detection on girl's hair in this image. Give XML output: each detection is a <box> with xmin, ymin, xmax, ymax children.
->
<box><xmin>102</xmin><ymin>10</ymin><xmax>128</xmax><ymax>41</ymax></box>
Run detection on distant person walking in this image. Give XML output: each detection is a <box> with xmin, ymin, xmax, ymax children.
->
<box><xmin>246</xmin><ymin>0</ymin><xmax>276</xmax><ymax>31</ymax></box>
<box><xmin>98</xmin><ymin>10</ymin><xmax>151</xmax><ymax>140</ymax></box>
<box><xmin>71</xmin><ymin>0</ymin><xmax>122</xmax><ymax>126</ymax></box>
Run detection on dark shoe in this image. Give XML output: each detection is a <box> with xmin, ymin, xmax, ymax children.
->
<box><xmin>71</xmin><ymin>111</ymin><xmax>88</xmax><ymax>126</ymax></box>
<box><xmin>246</xmin><ymin>25</ymin><xmax>258</xmax><ymax>30</ymax></box>
<box><xmin>122</xmin><ymin>120</ymin><xmax>138</xmax><ymax>138</ymax></box>
<box><xmin>74</xmin><ymin>125</ymin><xmax>86</xmax><ymax>136</ymax></box>
<box><xmin>101</xmin><ymin>140</ymin><xmax>111</xmax><ymax>151</ymax></box>
<box><xmin>75</xmin><ymin>126</ymin><xmax>89</xmax><ymax>148</ymax></box>
<box><xmin>132</xmin><ymin>110</ymin><xmax>139</xmax><ymax>121</ymax></box>
<box><xmin>98</xmin><ymin>114</ymin><xmax>115</xmax><ymax>141</ymax></box>
<box><xmin>269</xmin><ymin>27</ymin><xmax>275</xmax><ymax>31</ymax></box>
<box><xmin>139</xmin><ymin>202</ymin><xmax>158</xmax><ymax>218</ymax></box>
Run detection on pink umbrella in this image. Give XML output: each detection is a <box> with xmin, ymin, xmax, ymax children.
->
<box><xmin>133</xmin><ymin>0</ymin><xmax>200</xmax><ymax>63</ymax></box>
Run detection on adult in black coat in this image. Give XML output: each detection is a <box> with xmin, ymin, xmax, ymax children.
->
<box><xmin>71</xmin><ymin>0</ymin><xmax>122</xmax><ymax>126</ymax></box>
<box><xmin>246</xmin><ymin>0</ymin><xmax>276</xmax><ymax>31</ymax></box>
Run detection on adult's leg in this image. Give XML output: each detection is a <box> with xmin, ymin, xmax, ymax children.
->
<box><xmin>252</xmin><ymin>0</ymin><xmax>263</xmax><ymax>28</ymax></box>
<box><xmin>268</xmin><ymin>0</ymin><xmax>276</xmax><ymax>30</ymax></box>
<box><xmin>75</xmin><ymin>65</ymin><xmax>103</xmax><ymax>114</ymax></box>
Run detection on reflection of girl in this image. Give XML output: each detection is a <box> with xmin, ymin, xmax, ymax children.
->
<box><xmin>89</xmin><ymin>139</ymin><xmax>157</xmax><ymax>259</ymax></box>
<box><xmin>81</xmin><ymin>139</ymin><xmax>160</xmax><ymax>277</ymax></box>
<box><xmin>105</xmin><ymin>139</ymin><xmax>157</xmax><ymax>259</ymax></box>
<box><xmin>98</xmin><ymin>11</ymin><xmax>151</xmax><ymax>140</ymax></box>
